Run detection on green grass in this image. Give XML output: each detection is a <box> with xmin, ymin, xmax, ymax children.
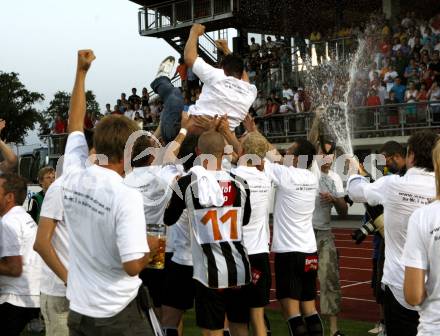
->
<box><xmin>22</xmin><ymin>308</ymin><xmax>376</xmax><ymax>335</ymax></box>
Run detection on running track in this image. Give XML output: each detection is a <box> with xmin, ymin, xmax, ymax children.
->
<box><xmin>268</xmin><ymin>228</ymin><xmax>379</xmax><ymax>322</ymax></box>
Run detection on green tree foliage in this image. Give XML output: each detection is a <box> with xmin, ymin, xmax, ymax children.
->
<box><xmin>42</xmin><ymin>90</ymin><xmax>101</xmax><ymax>131</ymax></box>
<box><xmin>0</xmin><ymin>72</ymin><xmax>44</xmax><ymax>144</ymax></box>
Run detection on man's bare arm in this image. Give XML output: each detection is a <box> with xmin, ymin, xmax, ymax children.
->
<box><xmin>0</xmin><ymin>120</ymin><xmax>17</xmax><ymax>172</ymax></box>
<box><xmin>184</xmin><ymin>24</ymin><xmax>205</xmax><ymax>68</ymax></box>
<box><xmin>34</xmin><ymin>217</ymin><xmax>68</xmax><ymax>284</ymax></box>
<box><xmin>68</xmin><ymin>50</ymin><xmax>96</xmax><ymax>134</ymax></box>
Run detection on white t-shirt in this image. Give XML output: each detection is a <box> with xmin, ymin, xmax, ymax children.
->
<box><xmin>282</xmin><ymin>88</ymin><xmax>294</xmax><ymax>100</ymax></box>
<box><xmin>124</xmin><ymin>164</ymin><xmax>183</xmax><ymax>253</ymax></box>
<box><xmin>312</xmin><ymin>164</ymin><xmax>345</xmax><ymax>230</ymax></box>
<box><xmin>347</xmin><ymin>168</ymin><xmax>436</xmax><ymax>310</ymax></box>
<box><xmin>39</xmin><ymin>177</ymin><xmax>69</xmax><ymax>297</ymax></box>
<box><xmin>171</xmin><ymin>209</ymin><xmax>192</xmax><ymax>266</ymax></box>
<box><xmin>62</xmin><ymin>132</ymin><xmax>149</xmax><ymax>318</ymax></box>
<box><xmin>264</xmin><ymin>161</ymin><xmax>318</xmax><ymax>253</ymax></box>
<box><xmin>384</xmin><ymin>71</ymin><xmax>399</xmax><ymax>92</ymax></box>
<box><xmin>0</xmin><ymin>206</ymin><xmax>41</xmax><ymax>308</ymax></box>
<box><xmin>231</xmin><ymin>166</ymin><xmax>272</xmax><ymax>255</ymax></box>
<box><xmin>403</xmin><ymin>201</ymin><xmax>440</xmax><ymax>335</ymax></box>
<box><xmin>188</xmin><ymin>57</ymin><xmax>257</xmax><ymax>130</ymax></box>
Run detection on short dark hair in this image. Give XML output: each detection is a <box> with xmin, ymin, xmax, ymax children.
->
<box><xmin>221</xmin><ymin>54</ymin><xmax>244</xmax><ymax>79</ymax></box>
<box><xmin>291</xmin><ymin>138</ymin><xmax>317</xmax><ymax>169</ymax></box>
<box><xmin>0</xmin><ymin>173</ymin><xmax>28</xmax><ymax>205</ymax></box>
<box><xmin>407</xmin><ymin>131</ymin><xmax>439</xmax><ymax>171</ymax></box>
<box><xmin>380</xmin><ymin>141</ymin><xmax>406</xmax><ymax>157</ymax></box>
<box><xmin>131</xmin><ymin>135</ymin><xmax>152</xmax><ymax>168</ymax></box>
<box><xmin>179</xmin><ymin>134</ymin><xmax>199</xmax><ymax>171</ymax></box>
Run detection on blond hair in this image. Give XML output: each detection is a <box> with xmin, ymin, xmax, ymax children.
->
<box><xmin>38</xmin><ymin>166</ymin><xmax>55</xmax><ymax>182</ymax></box>
<box><xmin>433</xmin><ymin>139</ymin><xmax>440</xmax><ymax>199</ymax></box>
<box><xmin>242</xmin><ymin>132</ymin><xmax>270</xmax><ymax>159</ymax></box>
<box><xmin>93</xmin><ymin>115</ymin><xmax>140</xmax><ymax>164</ymax></box>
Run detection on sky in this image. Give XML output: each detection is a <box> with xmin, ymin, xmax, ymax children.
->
<box><xmin>0</xmin><ymin>0</ymin><xmax>180</xmax><ymax>146</ymax></box>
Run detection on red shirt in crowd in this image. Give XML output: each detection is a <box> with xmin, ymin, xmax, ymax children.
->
<box><xmin>176</xmin><ymin>64</ymin><xmax>188</xmax><ymax>81</ymax></box>
<box><xmin>84</xmin><ymin>116</ymin><xmax>94</xmax><ymax>129</ymax></box>
<box><xmin>366</xmin><ymin>96</ymin><xmax>381</xmax><ymax>106</ymax></box>
<box><xmin>54</xmin><ymin>120</ymin><xmax>66</xmax><ymax>134</ymax></box>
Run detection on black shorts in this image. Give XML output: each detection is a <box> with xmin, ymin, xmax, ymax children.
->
<box><xmin>195</xmin><ymin>281</ymin><xmax>250</xmax><ymax>330</ymax></box>
<box><xmin>162</xmin><ymin>261</ymin><xmax>195</xmax><ymax>311</ymax></box>
<box><xmin>244</xmin><ymin>253</ymin><xmax>272</xmax><ymax>308</ymax></box>
<box><xmin>275</xmin><ymin>251</ymin><xmax>318</xmax><ymax>301</ymax></box>
<box><xmin>139</xmin><ymin>252</ymin><xmax>173</xmax><ymax>307</ymax></box>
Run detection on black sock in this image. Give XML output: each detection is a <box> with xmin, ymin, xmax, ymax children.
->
<box><xmin>223</xmin><ymin>330</ymin><xmax>231</xmax><ymax>336</ymax></box>
<box><xmin>287</xmin><ymin>316</ymin><xmax>308</xmax><ymax>336</ymax></box>
<box><xmin>304</xmin><ymin>313</ymin><xmax>323</xmax><ymax>336</ymax></box>
<box><xmin>264</xmin><ymin>313</ymin><xmax>272</xmax><ymax>335</ymax></box>
<box><xmin>163</xmin><ymin>328</ymin><xmax>179</xmax><ymax>336</ymax></box>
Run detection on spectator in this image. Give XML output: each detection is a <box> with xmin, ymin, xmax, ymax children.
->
<box><xmin>28</xmin><ymin>167</ymin><xmax>55</xmax><ymax>223</ymax></box>
<box><xmin>369</xmin><ymin>63</ymin><xmax>381</xmax><ymax>82</ymax></box>
<box><xmin>371</xmin><ymin>79</ymin><xmax>388</xmax><ymax>105</ymax></box>
<box><xmin>429</xmin><ymin>50</ymin><xmax>440</xmax><ymax>82</ymax></box>
<box><xmin>404</xmin><ymin>58</ymin><xmax>421</xmax><ymax>84</ymax></box>
<box><xmin>279</xmin><ymin>97</ymin><xmax>294</xmax><ymax>114</ymax></box>
<box><xmin>366</xmin><ymin>88</ymin><xmax>382</xmax><ymax>106</ymax></box>
<box><xmin>395</xmin><ymin>49</ymin><xmax>409</xmax><ymax>78</ymax></box>
<box><xmin>384</xmin><ymin>64</ymin><xmax>399</xmax><ymax>92</ymax></box>
<box><xmin>174</xmin><ymin>57</ymin><xmax>188</xmax><ymax>92</ymax></box>
<box><xmin>116</xmin><ymin>98</ymin><xmax>125</xmax><ymax>113</ymax></box>
<box><xmin>385</xmin><ymin>91</ymin><xmax>399</xmax><ymax>124</ymax></box>
<box><xmin>83</xmin><ymin>111</ymin><xmax>94</xmax><ymax>129</ymax></box>
<box><xmin>103</xmin><ymin>103</ymin><xmax>111</xmax><ymax>115</ymax></box>
<box><xmin>411</xmin><ymin>35</ymin><xmax>424</xmax><ymax>55</ymax></box>
<box><xmin>428</xmin><ymin>81</ymin><xmax>440</xmax><ymax>123</ymax></box>
<box><xmin>141</xmin><ymin>87</ymin><xmax>150</xmax><ymax>108</ymax></box>
<box><xmin>111</xmin><ymin>104</ymin><xmax>123</xmax><ymax>115</ymax></box>
<box><xmin>390</xmin><ymin>77</ymin><xmax>406</xmax><ymax>103</ymax></box>
<box><xmin>134</xmin><ymin>102</ymin><xmax>144</xmax><ymax>118</ymax></box>
<box><xmin>128</xmin><ymin>88</ymin><xmax>141</xmax><ymax>106</ymax></box>
<box><xmin>52</xmin><ymin>114</ymin><xmax>66</xmax><ymax>134</ymax></box>
<box><xmin>420</xmin><ymin>62</ymin><xmax>434</xmax><ymax>89</ymax></box>
<box><xmin>124</xmin><ymin>103</ymin><xmax>135</xmax><ymax>120</ymax></box>
<box><xmin>282</xmin><ymin>82</ymin><xmax>294</xmax><ymax>101</ymax></box>
<box><xmin>120</xmin><ymin>92</ymin><xmax>129</xmax><ymax>109</ymax></box>
<box><xmin>264</xmin><ymin>98</ymin><xmax>279</xmax><ymax>116</ymax></box>
<box><xmin>249</xmin><ymin>37</ymin><xmax>261</xmax><ymax>59</ymax></box>
<box><xmin>133</xmin><ymin>111</ymin><xmax>144</xmax><ymax>129</ymax></box>
<box><xmin>417</xmin><ymin>83</ymin><xmax>429</xmax><ymax>101</ymax></box>
<box><xmin>405</xmin><ymin>81</ymin><xmax>419</xmax><ymax>123</ymax></box>
<box><xmin>252</xmin><ymin>91</ymin><xmax>267</xmax><ymax>117</ymax></box>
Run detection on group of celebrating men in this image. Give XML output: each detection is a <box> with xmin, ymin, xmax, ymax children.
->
<box><xmin>1</xmin><ymin>23</ymin><xmax>440</xmax><ymax>336</ymax></box>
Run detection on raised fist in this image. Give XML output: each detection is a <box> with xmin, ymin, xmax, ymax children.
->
<box><xmin>191</xmin><ymin>23</ymin><xmax>205</xmax><ymax>37</ymax></box>
<box><xmin>77</xmin><ymin>49</ymin><xmax>96</xmax><ymax>72</ymax></box>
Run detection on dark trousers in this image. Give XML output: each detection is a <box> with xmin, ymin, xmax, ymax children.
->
<box><xmin>0</xmin><ymin>302</ymin><xmax>39</xmax><ymax>336</ymax></box>
<box><xmin>384</xmin><ymin>286</ymin><xmax>419</xmax><ymax>336</ymax></box>
<box><xmin>68</xmin><ymin>290</ymin><xmax>155</xmax><ymax>336</ymax></box>
<box><xmin>150</xmin><ymin>76</ymin><xmax>184</xmax><ymax>144</ymax></box>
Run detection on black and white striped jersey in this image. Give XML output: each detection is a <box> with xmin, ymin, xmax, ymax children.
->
<box><xmin>164</xmin><ymin>170</ymin><xmax>251</xmax><ymax>289</ymax></box>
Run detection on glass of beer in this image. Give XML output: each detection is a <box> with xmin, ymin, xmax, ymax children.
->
<box><xmin>146</xmin><ymin>224</ymin><xmax>166</xmax><ymax>269</ymax></box>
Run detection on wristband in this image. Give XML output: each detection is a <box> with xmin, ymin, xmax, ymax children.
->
<box><xmin>179</xmin><ymin>128</ymin><xmax>188</xmax><ymax>136</ymax></box>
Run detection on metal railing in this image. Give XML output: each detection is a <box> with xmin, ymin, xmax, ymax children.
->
<box><xmin>138</xmin><ymin>0</ymin><xmax>234</xmax><ymax>34</ymax></box>
<box><xmin>254</xmin><ymin>101</ymin><xmax>440</xmax><ymax>143</ymax></box>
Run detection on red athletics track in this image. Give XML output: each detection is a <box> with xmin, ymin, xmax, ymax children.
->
<box><xmin>268</xmin><ymin>228</ymin><xmax>380</xmax><ymax>322</ymax></box>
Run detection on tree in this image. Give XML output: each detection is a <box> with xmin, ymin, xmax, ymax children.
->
<box><xmin>42</xmin><ymin>90</ymin><xmax>101</xmax><ymax>130</ymax></box>
<box><xmin>0</xmin><ymin>71</ymin><xmax>44</xmax><ymax>144</ymax></box>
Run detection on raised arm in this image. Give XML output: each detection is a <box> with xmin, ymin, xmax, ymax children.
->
<box><xmin>68</xmin><ymin>50</ymin><xmax>96</xmax><ymax>134</ymax></box>
<box><xmin>0</xmin><ymin>120</ymin><xmax>17</xmax><ymax>172</ymax></box>
<box><xmin>184</xmin><ymin>24</ymin><xmax>205</xmax><ymax>68</ymax></box>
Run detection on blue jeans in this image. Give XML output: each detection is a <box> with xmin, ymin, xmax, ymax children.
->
<box><xmin>150</xmin><ymin>76</ymin><xmax>184</xmax><ymax>144</ymax></box>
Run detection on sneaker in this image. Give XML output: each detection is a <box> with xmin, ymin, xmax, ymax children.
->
<box><xmin>155</xmin><ymin>56</ymin><xmax>175</xmax><ymax>79</ymax></box>
<box><xmin>368</xmin><ymin>322</ymin><xmax>385</xmax><ymax>334</ymax></box>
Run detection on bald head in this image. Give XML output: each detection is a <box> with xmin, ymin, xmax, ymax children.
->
<box><xmin>197</xmin><ymin>130</ymin><xmax>225</xmax><ymax>158</ymax></box>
